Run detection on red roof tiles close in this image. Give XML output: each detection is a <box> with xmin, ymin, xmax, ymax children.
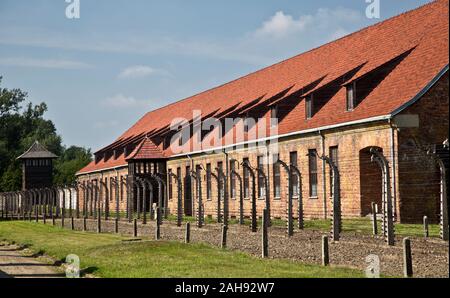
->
<box><xmin>78</xmin><ymin>0</ymin><xmax>449</xmax><ymax>176</ymax></box>
<box><xmin>126</xmin><ymin>137</ymin><xmax>166</xmax><ymax>161</ymax></box>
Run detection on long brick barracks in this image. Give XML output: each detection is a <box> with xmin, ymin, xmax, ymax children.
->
<box><xmin>77</xmin><ymin>0</ymin><xmax>449</xmax><ymax>224</ymax></box>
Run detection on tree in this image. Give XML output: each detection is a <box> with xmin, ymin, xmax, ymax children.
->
<box><xmin>54</xmin><ymin>146</ymin><xmax>92</xmax><ymax>185</ymax></box>
<box><xmin>0</xmin><ymin>76</ymin><xmax>91</xmax><ymax>191</ymax></box>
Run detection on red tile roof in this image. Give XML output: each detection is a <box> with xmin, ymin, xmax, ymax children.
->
<box><xmin>78</xmin><ymin>152</ymin><xmax>128</xmax><ymax>175</ymax></box>
<box><xmin>78</xmin><ymin>0</ymin><xmax>449</xmax><ymax>176</ymax></box>
<box><xmin>126</xmin><ymin>137</ymin><xmax>166</xmax><ymax>160</ymax></box>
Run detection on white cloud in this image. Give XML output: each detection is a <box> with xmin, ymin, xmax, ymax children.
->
<box><xmin>0</xmin><ymin>7</ymin><xmax>365</xmax><ymax>67</ymax></box>
<box><xmin>0</xmin><ymin>57</ymin><xmax>92</xmax><ymax>69</ymax></box>
<box><xmin>255</xmin><ymin>11</ymin><xmax>313</xmax><ymax>38</ymax></box>
<box><xmin>254</xmin><ymin>8</ymin><xmax>363</xmax><ymax>39</ymax></box>
<box><xmin>330</xmin><ymin>28</ymin><xmax>351</xmax><ymax>41</ymax></box>
<box><xmin>101</xmin><ymin>94</ymin><xmax>154</xmax><ymax>109</ymax></box>
<box><xmin>118</xmin><ymin>65</ymin><xmax>170</xmax><ymax>79</ymax></box>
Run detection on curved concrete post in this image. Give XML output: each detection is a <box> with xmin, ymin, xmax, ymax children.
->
<box><xmin>100</xmin><ymin>179</ymin><xmax>110</xmax><ymax>220</ymax></box>
<box><xmin>371</xmin><ymin>148</ymin><xmax>395</xmax><ymax>246</ymax></box>
<box><xmin>276</xmin><ymin>159</ymin><xmax>294</xmax><ymax>237</ymax></box>
<box><xmin>190</xmin><ymin>170</ymin><xmax>203</xmax><ymax>228</ymax></box>
<box><xmin>210</xmin><ymin>170</ymin><xmax>221</xmax><ymax>223</ymax></box>
<box><xmin>253</xmin><ymin>165</ymin><xmax>270</xmax><ymax>227</ymax></box>
<box><xmin>242</xmin><ymin>161</ymin><xmax>257</xmax><ymax>232</ymax></box>
<box><xmin>427</xmin><ymin>147</ymin><xmax>449</xmax><ymax>241</ymax></box>
<box><xmin>230</xmin><ymin>166</ymin><xmax>244</xmax><ymax>225</ymax></box>
<box><xmin>290</xmin><ymin>164</ymin><xmax>304</xmax><ymax>230</ymax></box>
<box><xmin>168</xmin><ymin>171</ymin><xmax>183</xmax><ymax>227</ymax></box>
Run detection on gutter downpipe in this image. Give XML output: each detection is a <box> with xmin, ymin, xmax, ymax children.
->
<box><xmin>319</xmin><ymin>130</ymin><xmax>327</xmax><ymax>219</ymax></box>
<box><xmin>389</xmin><ymin>118</ymin><xmax>398</xmax><ymax>221</ymax></box>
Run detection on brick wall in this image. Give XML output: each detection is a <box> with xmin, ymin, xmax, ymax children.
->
<box><xmin>167</xmin><ymin>122</ymin><xmax>394</xmax><ymax>221</ymax></box>
<box><xmin>397</xmin><ymin>72</ymin><xmax>449</xmax><ymax>223</ymax></box>
<box><xmin>76</xmin><ymin>167</ymin><xmax>129</xmax><ymax>214</ymax></box>
<box><xmin>76</xmin><ymin>74</ymin><xmax>448</xmax><ymax>224</ymax></box>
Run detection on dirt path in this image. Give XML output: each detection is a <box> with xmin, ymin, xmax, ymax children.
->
<box><xmin>0</xmin><ymin>244</ymin><xmax>64</xmax><ymax>278</ymax></box>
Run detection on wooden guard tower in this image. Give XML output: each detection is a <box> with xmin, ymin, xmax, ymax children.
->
<box><xmin>17</xmin><ymin>141</ymin><xmax>58</xmax><ymax>191</ymax></box>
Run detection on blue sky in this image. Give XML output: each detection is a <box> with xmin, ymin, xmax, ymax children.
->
<box><xmin>0</xmin><ymin>0</ymin><xmax>431</xmax><ymax>152</ymax></box>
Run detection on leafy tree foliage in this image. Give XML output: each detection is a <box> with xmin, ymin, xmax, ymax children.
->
<box><xmin>0</xmin><ymin>76</ymin><xmax>92</xmax><ymax>191</ymax></box>
<box><xmin>54</xmin><ymin>146</ymin><xmax>92</xmax><ymax>185</ymax></box>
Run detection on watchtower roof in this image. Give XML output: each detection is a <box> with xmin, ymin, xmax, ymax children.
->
<box><xmin>17</xmin><ymin>141</ymin><xmax>58</xmax><ymax>160</ymax></box>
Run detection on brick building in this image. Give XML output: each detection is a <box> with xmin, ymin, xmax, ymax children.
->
<box><xmin>77</xmin><ymin>0</ymin><xmax>449</xmax><ymax>223</ymax></box>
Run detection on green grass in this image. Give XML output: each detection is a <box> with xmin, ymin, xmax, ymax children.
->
<box><xmin>0</xmin><ymin>221</ymin><xmax>364</xmax><ymax>278</ymax></box>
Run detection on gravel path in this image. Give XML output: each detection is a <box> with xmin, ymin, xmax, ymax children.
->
<box><xmin>0</xmin><ymin>243</ymin><xmax>64</xmax><ymax>278</ymax></box>
<box><xmin>50</xmin><ymin>218</ymin><xmax>450</xmax><ymax>278</ymax></box>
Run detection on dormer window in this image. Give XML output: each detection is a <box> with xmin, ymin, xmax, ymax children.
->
<box><xmin>306</xmin><ymin>94</ymin><xmax>314</xmax><ymax>119</ymax></box>
<box><xmin>346</xmin><ymin>81</ymin><xmax>356</xmax><ymax>111</ymax></box>
<box><xmin>95</xmin><ymin>153</ymin><xmax>103</xmax><ymax>164</ymax></box>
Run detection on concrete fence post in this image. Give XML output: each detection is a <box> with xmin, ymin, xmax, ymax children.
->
<box><xmin>423</xmin><ymin>216</ymin><xmax>429</xmax><ymax>238</ymax></box>
<box><xmin>115</xmin><ymin>218</ymin><xmax>119</xmax><ymax>234</ymax></box>
<box><xmin>372</xmin><ymin>202</ymin><xmax>378</xmax><ymax>235</ymax></box>
<box><xmin>97</xmin><ymin>215</ymin><xmax>101</xmax><ymax>233</ymax></box>
<box><xmin>155</xmin><ymin>207</ymin><xmax>161</xmax><ymax>240</ymax></box>
<box><xmin>83</xmin><ymin>216</ymin><xmax>87</xmax><ymax>232</ymax></box>
<box><xmin>133</xmin><ymin>218</ymin><xmax>138</xmax><ymax>237</ymax></box>
<box><xmin>221</xmin><ymin>224</ymin><xmax>228</xmax><ymax>249</ymax></box>
<box><xmin>262</xmin><ymin>209</ymin><xmax>269</xmax><ymax>258</ymax></box>
<box><xmin>403</xmin><ymin>238</ymin><xmax>413</xmax><ymax>278</ymax></box>
<box><xmin>185</xmin><ymin>222</ymin><xmax>191</xmax><ymax>244</ymax></box>
<box><xmin>322</xmin><ymin>235</ymin><xmax>330</xmax><ymax>266</ymax></box>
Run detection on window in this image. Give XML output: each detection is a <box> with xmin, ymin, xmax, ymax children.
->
<box><xmin>218</xmin><ymin>161</ymin><xmax>224</xmax><ymax>200</ymax></box>
<box><xmin>243</xmin><ymin>158</ymin><xmax>250</xmax><ymax>198</ymax></box>
<box><xmin>206</xmin><ymin>164</ymin><xmax>212</xmax><ymax>200</ymax></box>
<box><xmin>168</xmin><ymin>169</ymin><xmax>173</xmax><ymax>200</ymax></box>
<box><xmin>230</xmin><ymin>161</ymin><xmax>236</xmax><ymax>199</ymax></box>
<box><xmin>330</xmin><ymin>146</ymin><xmax>339</xmax><ymax>167</ymax></box>
<box><xmin>270</xmin><ymin>106</ymin><xmax>278</xmax><ymax>127</ymax></box>
<box><xmin>329</xmin><ymin>146</ymin><xmax>339</xmax><ymax>196</ymax></box>
<box><xmin>257</xmin><ymin>156</ymin><xmax>265</xmax><ymax>198</ymax></box>
<box><xmin>290</xmin><ymin>151</ymin><xmax>299</xmax><ymax>197</ymax></box>
<box><xmin>346</xmin><ymin>82</ymin><xmax>356</xmax><ymax>111</ymax></box>
<box><xmin>308</xmin><ymin>149</ymin><xmax>318</xmax><ymax>198</ymax></box>
<box><xmin>273</xmin><ymin>154</ymin><xmax>281</xmax><ymax>198</ymax></box>
<box><xmin>306</xmin><ymin>94</ymin><xmax>314</xmax><ymax>119</ymax></box>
